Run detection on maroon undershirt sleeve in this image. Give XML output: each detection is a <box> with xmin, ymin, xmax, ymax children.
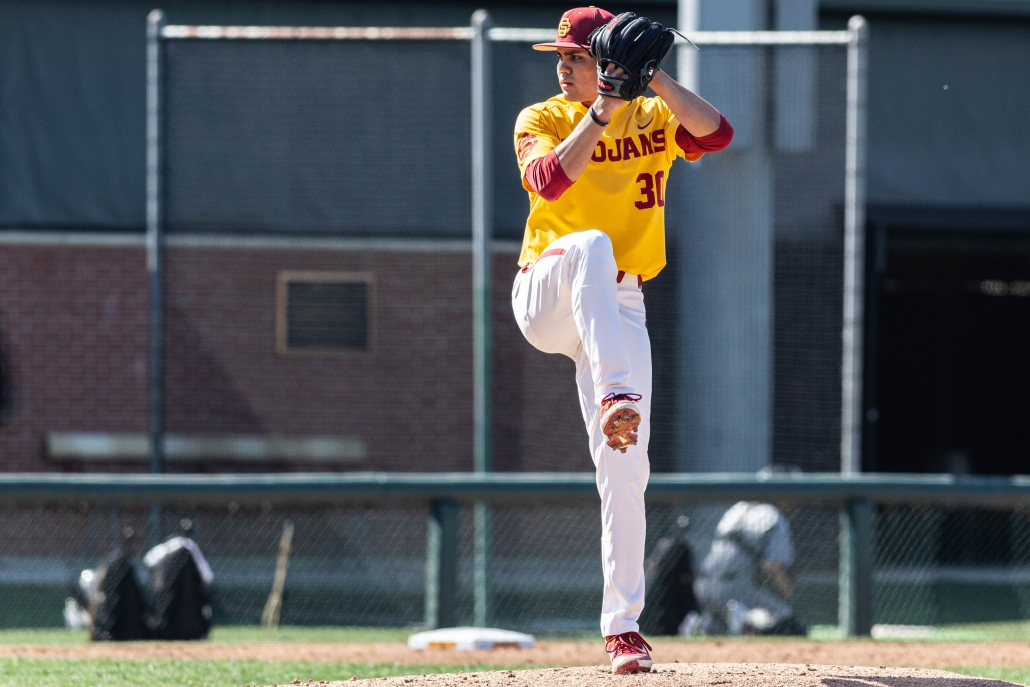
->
<box><xmin>675</xmin><ymin>113</ymin><xmax>735</xmax><ymax>155</ymax></box>
<box><xmin>525</xmin><ymin>151</ymin><xmax>573</xmax><ymax>202</ymax></box>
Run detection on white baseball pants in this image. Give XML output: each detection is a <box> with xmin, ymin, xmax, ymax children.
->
<box><xmin>510</xmin><ymin>229</ymin><xmax>651</xmax><ymax>637</ymax></box>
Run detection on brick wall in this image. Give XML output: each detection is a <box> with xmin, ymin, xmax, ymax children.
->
<box><xmin>0</xmin><ymin>245</ymin><xmax>149</xmax><ymax>471</ymax></box>
<box><xmin>0</xmin><ymin>241</ymin><xmax>591</xmax><ymax>472</ymax></box>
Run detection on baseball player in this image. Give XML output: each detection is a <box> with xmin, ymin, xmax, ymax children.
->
<box><xmin>511</xmin><ymin>7</ymin><xmax>733</xmax><ymax>674</ymax></box>
<box><xmin>694</xmin><ymin>500</ymin><xmax>806</xmax><ymax>636</ymax></box>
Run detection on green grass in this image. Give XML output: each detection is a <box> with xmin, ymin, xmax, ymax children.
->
<box><xmin>0</xmin><ymin>658</ymin><xmax>525</xmax><ymax>687</ymax></box>
<box><xmin>0</xmin><ymin>626</ymin><xmax>600</xmax><ymax>645</ymax></box>
<box><xmin>934</xmin><ymin>621</ymin><xmax>1030</xmax><ymax>642</ymax></box>
<box><xmin>950</xmin><ymin>667</ymin><xmax>1030</xmax><ymax>685</ymax></box>
<box><xmin>0</xmin><ymin>627</ymin><xmax>416</xmax><ymax>645</ymax></box>
<box><xmin>0</xmin><ymin>629</ymin><xmax>89</xmax><ymax>645</ymax></box>
<box><xmin>209</xmin><ymin>626</ymin><xmax>417</xmax><ymax>643</ymax></box>
<box><xmin>807</xmin><ymin>620</ymin><xmax>1030</xmax><ymax>642</ymax></box>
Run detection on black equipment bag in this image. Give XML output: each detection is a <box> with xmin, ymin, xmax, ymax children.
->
<box><xmin>145</xmin><ymin>547</ymin><xmax>212</xmax><ymax>640</ymax></box>
<box><xmin>638</xmin><ymin>537</ymin><xmax>699</xmax><ymax>635</ymax></box>
<box><xmin>89</xmin><ymin>552</ymin><xmax>149</xmax><ymax>641</ymax></box>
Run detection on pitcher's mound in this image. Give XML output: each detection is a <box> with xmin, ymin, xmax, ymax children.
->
<box><xmin>271</xmin><ymin>663</ymin><xmax>1018</xmax><ymax>687</ymax></box>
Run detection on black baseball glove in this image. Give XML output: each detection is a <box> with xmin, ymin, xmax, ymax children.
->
<box><xmin>588</xmin><ymin>12</ymin><xmax>694</xmax><ymax>101</ymax></box>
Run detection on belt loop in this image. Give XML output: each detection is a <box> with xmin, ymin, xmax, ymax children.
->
<box><xmin>616</xmin><ymin>270</ymin><xmax>625</xmax><ymax>284</ymax></box>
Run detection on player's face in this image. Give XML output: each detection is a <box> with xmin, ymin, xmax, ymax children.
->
<box><xmin>555</xmin><ymin>48</ymin><xmax>598</xmax><ymax>103</ymax></box>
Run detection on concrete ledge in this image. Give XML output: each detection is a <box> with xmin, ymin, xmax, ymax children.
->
<box><xmin>46</xmin><ymin>432</ymin><xmax>366</xmax><ymax>464</ymax></box>
<box><xmin>821</xmin><ymin>0</ymin><xmax>1030</xmax><ymax>17</ymax></box>
<box><xmin>0</xmin><ymin>231</ymin><xmax>522</xmax><ymax>253</ymax></box>
<box><xmin>2</xmin><ymin>471</ymin><xmax>1030</xmax><ymax>507</ymax></box>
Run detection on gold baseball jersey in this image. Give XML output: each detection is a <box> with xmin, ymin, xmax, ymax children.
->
<box><xmin>514</xmin><ymin>94</ymin><xmax>703</xmax><ymax>281</ymax></box>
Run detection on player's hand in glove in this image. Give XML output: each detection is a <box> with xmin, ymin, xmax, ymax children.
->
<box><xmin>588</xmin><ymin>12</ymin><xmax>694</xmax><ymax>101</ymax></box>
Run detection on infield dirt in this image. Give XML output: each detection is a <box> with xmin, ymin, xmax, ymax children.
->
<box><xmin>3</xmin><ymin>640</ymin><xmax>1030</xmax><ymax>669</ymax></box>
<box><xmin>263</xmin><ymin>663</ymin><xmax>1019</xmax><ymax>687</ymax></box>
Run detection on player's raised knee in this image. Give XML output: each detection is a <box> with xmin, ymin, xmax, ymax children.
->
<box><xmin>579</xmin><ymin>229</ymin><xmax>614</xmax><ymax>255</ymax></box>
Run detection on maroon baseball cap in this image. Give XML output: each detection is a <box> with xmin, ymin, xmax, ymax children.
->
<box><xmin>532</xmin><ymin>6</ymin><xmax>614</xmax><ymax>51</ymax></box>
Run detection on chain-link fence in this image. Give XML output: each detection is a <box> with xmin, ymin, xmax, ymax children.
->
<box><xmin>0</xmin><ymin>17</ymin><xmax>867</xmax><ymax>480</ymax></box>
<box><xmin>0</xmin><ymin>19</ymin><xmax>865</xmax><ymax>490</ymax></box>
<box><xmin>128</xmin><ymin>18</ymin><xmax>862</xmax><ymax>477</ymax></box>
<box><xmin>4</xmin><ymin>480</ymin><xmax>1030</xmax><ymax>633</ymax></box>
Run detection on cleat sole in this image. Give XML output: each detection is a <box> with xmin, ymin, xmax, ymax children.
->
<box><xmin>602</xmin><ymin>408</ymin><xmax>640</xmax><ymax>452</ymax></box>
<box><xmin>611</xmin><ymin>658</ymin><xmax>652</xmax><ymax>675</ymax></box>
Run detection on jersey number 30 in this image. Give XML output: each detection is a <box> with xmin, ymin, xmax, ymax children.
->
<box><xmin>635</xmin><ymin>171</ymin><xmax>665</xmax><ymax>209</ymax></box>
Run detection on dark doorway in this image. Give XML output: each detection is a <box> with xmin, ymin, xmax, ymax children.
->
<box><xmin>869</xmin><ymin>227</ymin><xmax>1030</xmax><ymax>476</ymax></box>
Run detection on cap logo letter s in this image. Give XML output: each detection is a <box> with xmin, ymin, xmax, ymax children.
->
<box><xmin>517</xmin><ymin>133</ymin><xmax>538</xmax><ymax>162</ymax></box>
<box><xmin>557</xmin><ymin>18</ymin><xmax>572</xmax><ymax>37</ymax></box>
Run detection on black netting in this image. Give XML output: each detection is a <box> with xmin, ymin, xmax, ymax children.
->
<box><xmin>164</xmin><ymin>39</ymin><xmax>472</xmax><ymax>236</ymax></box>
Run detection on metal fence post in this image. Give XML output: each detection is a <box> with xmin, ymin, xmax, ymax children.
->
<box><xmin>147</xmin><ymin>9</ymin><xmax>165</xmax><ymax>477</ymax></box>
<box><xmin>471</xmin><ymin>8</ymin><xmax>493</xmax><ymax>629</ymax></box>
<box><xmin>146</xmin><ymin>8</ymin><xmax>166</xmax><ymax>548</ymax></box>
<box><xmin>839</xmin><ymin>497</ymin><xmax>874</xmax><ymax>636</ymax></box>
<box><xmin>838</xmin><ymin>13</ymin><xmax>870</xmax><ymax>640</ymax></box>
<box><xmin>840</xmin><ymin>14</ymin><xmax>868</xmax><ymax>476</ymax></box>
<box><xmin>425</xmin><ymin>500</ymin><xmax>461</xmax><ymax>629</ymax></box>
<box><xmin>473</xmin><ymin>501</ymin><xmax>491</xmax><ymax>626</ymax></box>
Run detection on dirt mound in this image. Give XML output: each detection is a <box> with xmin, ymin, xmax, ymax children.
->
<box><xmin>262</xmin><ymin>663</ymin><xmax>1018</xmax><ymax>687</ymax></box>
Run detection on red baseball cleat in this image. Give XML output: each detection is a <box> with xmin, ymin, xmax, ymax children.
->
<box><xmin>605</xmin><ymin>631</ymin><xmax>653</xmax><ymax>674</ymax></box>
<box><xmin>600</xmin><ymin>392</ymin><xmax>642</xmax><ymax>453</ymax></box>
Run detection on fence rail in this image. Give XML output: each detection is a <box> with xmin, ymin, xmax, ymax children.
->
<box><xmin>158</xmin><ymin>25</ymin><xmax>854</xmax><ymax>46</ymax></box>
<box><xmin>1</xmin><ymin>472</ymin><xmax>1028</xmax><ymax>506</ymax></box>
